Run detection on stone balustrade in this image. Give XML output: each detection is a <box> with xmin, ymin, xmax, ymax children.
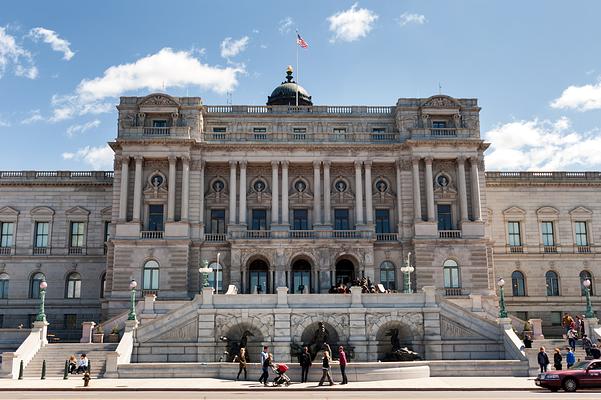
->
<box><xmin>204</xmin><ymin>104</ymin><xmax>394</xmax><ymax>115</ymax></box>
<box><xmin>203</xmin><ymin>131</ymin><xmax>400</xmax><ymax>143</ymax></box>
<box><xmin>0</xmin><ymin>171</ymin><xmax>113</xmax><ymax>185</ymax></box>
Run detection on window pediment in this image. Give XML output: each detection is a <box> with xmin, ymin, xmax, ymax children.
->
<box><xmin>138</xmin><ymin>93</ymin><xmax>180</xmax><ymax>107</ymax></box>
<box><xmin>569</xmin><ymin>206</ymin><xmax>593</xmax><ymax>218</ymax></box>
<box><xmin>502</xmin><ymin>206</ymin><xmax>526</xmax><ymax>218</ymax></box>
<box><xmin>536</xmin><ymin>206</ymin><xmax>559</xmax><ymax>217</ymax></box>
<box><xmin>101</xmin><ymin>207</ymin><xmax>112</xmax><ymax>219</ymax></box>
<box><xmin>420</xmin><ymin>95</ymin><xmax>461</xmax><ymax>113</ymax></box>
<box><xmin>0</xmin><ymin>206</ymin><xmax>20</xmax><ymax>217</ymax></box>
<box><xmin>30</xmin><ymin>206</ymin><xmax>55</xmax><ymax>217</ymax></box>
<box><xmin>65</xmin><ymin>206</ymin><xmax>91</xmax><ymax>216</ymax></box>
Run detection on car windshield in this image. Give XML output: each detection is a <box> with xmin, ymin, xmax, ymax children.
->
<box><xmin>570</xmin><ymin>361</ymin><xmax>590</xmax><ymax>370</ymax></box>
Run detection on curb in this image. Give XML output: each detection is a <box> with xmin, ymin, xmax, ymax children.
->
<box><xmin>0</xmin><ymin>387</ymin><xmax>543</xmax><ymax>392</ymax></box>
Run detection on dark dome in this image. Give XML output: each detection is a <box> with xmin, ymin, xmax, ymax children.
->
<box><xmin>267</xmin><ymin>67</ymin><xmax>312</xmax><ymax>106</ymax></box>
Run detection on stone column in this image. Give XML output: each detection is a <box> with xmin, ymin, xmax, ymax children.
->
<box><xmin>118</xmin><ymin>156</ymin><xmax>130</xmax><ymax>221</ymax></box>
<box><xmin>395</xmin><ymin>160</ymin><xmax>403</xmax><ymax>231</ymax></box>
<box><xmin>457</xmin><ymin>156</ymin><xmax>469</xmax><ymax>222</ymax></box>
<box><xmin>181</xmin><ymin>156</ymin><xmax>190</xmax><ymax>221</ymax></box>
<box><xmin>281</xmin><ymin>161</ymin><xmax>289</xmax><ymax>225</ymax></box>
<box><xmin>354</xmin><ymin>161</ymin><xmax>364</xmax><ymax>225</ymax></box>
<box><xmin>364</xmin><ymin>160</ymin><xmax>373</xmax><ymax>224</ymax></box>
<box><xmin>424</xmin><ymin>157</ymin><xmax>435</xmax><ymax>222</ymax></box>
<box><xmin>313</xmin><ymin>161</ymin><xmax>321</xmax><ymax>226</ymax></box>
<box><xmin>470</xmin><ymin>156</ymin><xmax>482</xmax><ymax>221</ymax></box>
<box><xmin>411</xmin><ymin>157</ymin><xmax>422</xmax><ymax>221</ymax></box>
<box><xmin>132</xmin><ymin>156</ymin><xmax>143</xmax><ymax>222</ymax></box>
<box><xmin>167</xmin><ymin>156</ymin><xmax>177</xmax><ymax>222</ymax></box>
<box><xmin>239</xmin><ymin>161</ymin><xmax>247</xmax><ymax>225</ymax></box>
<box><xmin>199</xmin><ymin>161</ymin><xmax>205</xmax><ymax>226</ymax></box>
<box><xmin>271</xmin><ymin>161</ymin><xmax>279</xmax><ymax>224</ymax></box>
<box><xmin>229</xmin><ymin>161</ymin><xmax>237</xmax><ymax>224</ymax></box>
<box><xmin>323</xmin><ymin>161</ymin><xmax>331</xmax><ymax>226</ymax></box>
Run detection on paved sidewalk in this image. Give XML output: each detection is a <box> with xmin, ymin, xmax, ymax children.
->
<box><xmin>0</xmin><ymin>377</ymin><xmax>540</xmax><ymax>391</ymax></box>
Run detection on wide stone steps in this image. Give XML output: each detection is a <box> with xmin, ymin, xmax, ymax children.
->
<box><xmin>526</xmin><ymin>339</ymin><xmax>589</xmax><ymax>376</ymax></box>
<box><xmin>23</xmin><ymin>343</ymin><xmax>117</xmax><ymax>378</ymax></box>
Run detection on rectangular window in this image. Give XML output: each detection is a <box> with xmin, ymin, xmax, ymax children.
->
<box><xmin>507</xmin><ymin>221</ymin><xmax>522</xmax><ymax>246</ymax></box>
<box><xmin>575</xmin><ymin>221</ymin><xmax>588</xmax><ymax>246</ymax></box>
<box><xmin>253</xmin><ymin>127</ymin><xmax>267</xmax><ymax>132</ymax></box>
<box><xmin>64</xmin><ymin>314</ymin><xmax>77</xmax><ymax>330</ymax></box>
<box><xmin>104</xmin><ymin>221</ymin><xmax>110</xmax><ymax>243</ymax></box>
<box><xmin>152</xmin><ymin>120</ymin><xmax>167</xmax><ymax>127</ymax></box>
<box><xmin>371</xmin><ymin>127</ymin><xmax>386</xmax><ymax>141</ymax></box>
<box><xmin>253</xmin><ymin>127</ymin><xmax>267</xmax><ymax>140</ymax></box>
<box><xmin>333</xmin><ymin>128</ymin><xmax>347</xmax><ymax>133</ymax></box>
<box><xmin>210</xmin><ymin>209</ymin><xmax>226</xmax><ymax>233</ymax></box>
<box><xmin>432</xmin><ymin>121</ymin><xmax>447</xmax><ymax>128</ymax></box>
<box><xmin>0</xmin><ymin>222</ymin><xmax>13</xmax><ymax>248</ymax></box>
<box><xmin>251</xmin><ymin>209</ymin><xmax>267</xmax><ymax>230</ymax></box>
<box><xmin>541</xmin><ymin>221</ymin><xmax>555</xmax><ymax>246</ymax></box>
<box><xmin>375</xmin><ymin>209</ymin><xmax>390</xmax><ymax>233</ymax></box>
<box><xmin>34</xmin><ymin>222</ymin><xmax>49</xmax><ymax>248</ymax></box>
<box><xmin>334</xmin><ymin>209</ymin><xmax>350</xmax><ymax>230</ymax></box>
<box><xmin>212</xmin><ymin>127</ymin><xmax>226</xmax><ymax>132</ymax></box>
<box><xmin>69</xmin><ymin>222</ymin><xmax>86</xmax><ymax>247</ymax></box>
<box><xmin>551</xmin><ymin>312</ymin><xmax>562</xmax><ymax>326</ymax></box>
<box><xmin>148</xmin><ymin>205</ymin><xmax>164</xmax><ymax>231</ymax></box>
<box><xmin>0</xmin><ymin>314</ymin><xmax>3</xmax><ymax>328</ymax></box>
<box><xmin>293</xmin><ymin>209</ymin><xmax>309</xmax><ymax>230</ymax></box>
<box><xmin>293</xmin><ymin>128</ymin><xmax>306</xmax><ymax>133</ymax></box>
<box><xmin>0</xmin><ymin>278</ymin><xmax>7</xmax><ymax>299</ymax></box>
<box><xmin>437</xmin><ymin>204</ymin><xmax>453</xmax><ymax>230</ymax></box>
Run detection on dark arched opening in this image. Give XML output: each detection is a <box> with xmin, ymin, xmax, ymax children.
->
<box><xmin>335</xmin><ymin>259</ymin><xmax>355</xmax><ymax>285</ymax></box>
<box><xmin>248</xmin><ymin>259</ymin><xmax>269</xmax><ymax>294</ymax></box>
<box><xmin>291</xmin><ymin>259</ymin><xmax>312</xmax><ymax>294</ymax></box>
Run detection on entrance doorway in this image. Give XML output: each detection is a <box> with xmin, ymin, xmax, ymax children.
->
<box><xmin>335</xmin><ymin>259</ymin><xmax>355</xmax><ymax>285</ymax></box>
<box><xmin>291</xmin><ymin>259</ymin><xmax>311</xmax><ymax>294</ymax></box>
<box><xmin>248</xmin><ymin>259</ymin><xmax>269</xmax><ymax>294</ymax></box>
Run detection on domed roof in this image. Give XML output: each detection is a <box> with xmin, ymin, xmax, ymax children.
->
<box><xmin>267</xmin><ymin>66</ymin><xmax>312</xmax><ymax>106</ymax></box>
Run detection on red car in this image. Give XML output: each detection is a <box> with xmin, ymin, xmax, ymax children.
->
<box><xmin>535</xmin><ymin>360</ymin><xmax>601</xmax><ymax>392</ymax></box>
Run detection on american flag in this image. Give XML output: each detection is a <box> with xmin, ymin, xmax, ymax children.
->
<box><xmin>296</xmin><ymin>32</ymin><xmax>308</xmax><ymax>48</ymax></box>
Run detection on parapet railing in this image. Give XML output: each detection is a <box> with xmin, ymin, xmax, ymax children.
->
<box><xmin>486</xmin><ymin>171</ymin><xmax>601</xmax><ymax>181</ymax></box>
<box><xmin>203</xmin><ymin>131</ymin><xmax>400</xmax><ymax>144</ymax></box>
<box><xmin>204</xmin><ymin>105</ymin><xmax>394</xmax><ymax>115</ymax></box>
<box><xmin>119</xmin><ymin>126</ymin><xmax>192</xmax><ymax>139</ymax></box>
<box><xmin>0</xmin><ymin>171</ymin><xmax>114</xmax><ymax>183</ymax></box>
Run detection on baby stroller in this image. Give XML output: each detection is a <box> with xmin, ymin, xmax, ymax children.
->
<box><xmin>272</xmin><ymin>363</ymin><xmax>291</xmax><ymax>386</ymax></box>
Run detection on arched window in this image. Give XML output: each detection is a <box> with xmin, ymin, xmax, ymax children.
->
<box><xmin>100</xmin><ymin>273</ymin><xmax>106</xmax><ymax>298</ymax></box>
<box><xmin>0</xmin><ymin>273</ymin><xmax>8</xmax><ymax>299</ymax></box>
<box><xmin>65</xmin><ymin>272</ymin><xmax>81</xmax><ymax>299</ymax></box>
<box><xmin>443</xmin><ymin>259</ymin><xmax>460</xmax><ymax>289</ymax></box>
<box><xmin>142</xmin><ymin>260</ymin><xmax>159</xmax><ymax>290</ymax></box>
<box><xmin>207</xmin><ymin>262</ymin><xmax>223</xmax><ymax>293</ymax></box>
<box><xmin>545</xmin><ymin>271</ymin><xmax>560</xmax><ymax>296</ymax></box>
<box><xmin>30</xmin><ymin>273</ymin><xmax>45</xmax><ymax>299</ymax></box>
<box><xmin>580</xmin><ymin>271</ymin><xmax>594</xmax><ymax>296</ymax></box>
<box><xmin>379</xmin><ymin>261</ymin><xmax>396</xmax><ymax>291</ymax></box>
<box><xmin>511</xmin><ymin>271</ymin><xmax>526</xmax><ymax>296</ymax></box>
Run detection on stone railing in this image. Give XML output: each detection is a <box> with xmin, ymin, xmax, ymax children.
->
<box><xmin>0</xmin><ymin>247</ymin><xmax>13</xmax><ymax>255</ymax></box>
<box><xmin>140</xmin><ymin>231</ymin><xmax>164</xmax><ymax>239</ymax></box>
<box><xmin>438</xmin><ymin>230</ymin><xmax>462</xmax><ymax>239</ymax></box>
<box><xmin>32</xmin><ymin>247</ymin><xmax>49</xmax><ymax>255</ymax></box>
<box><xmin>499</xmin><ymin>318</ymin><xmax>527</xmax><ymax>362</ymax></box>
<box><xmin>1</xmin><ymin>321</ymin><xmax>47</xmax><ymax>379</ymax></box>
<box><xmin>68</xmin><ymin>246</ymin><xmax>86</xmax><ymax>255</ymax></box>
<box><xmin>486</xmin><ymin>171</ymin><xmax>601</xmax><ymax>184</ymax></box>
<box><xmin>443</xmin><ymin>287</ymin><xmax>464</xmax><ymax>296</ymax></box>
<box><xmin>204</xmin><ymin>104</ymin><xmax>394</xmax><ymax>115</ymax></box>
<box><xmin>227</xmin><ymin>230</ymin><xmax>374</xmax><ymax>240</ymax></box>
<box><xmin>375</xmin><ymin>233</ymin><xmax>399</xmax><ymax>241</ymax></box>
<box><xmin>0</xmin><ymin>171</ymin><xmax>114</xmax><ymax>185</ymax></box>
<box><xmin>204</xmin><ymin>233</ymin><xmax>227</xmax><ymax>242</ymax></box>
<box><xmin>409</xmin><ymin>128</ymin><xmax>472</xmax><ymax>139</ymax></box>
<box><xmin>576</xmin><ymin>245</ymin><xmax>592</xmax><ymax>254</ymax></box>
<box><xmin>203</xmin><ymin>131</ymin><xmax>400</xmax><ymax>144</ymax></box>
<box><xmin>542</xmin><ymin>245</ymin><xmax>558</xmax><ymax>253</ymax></box>
<box><xmin>507</xmin><ymin>245</ymin><xmax>524</xmax><ymax>254</ymax></box>
<box><xmin>104</xmin><ymin>320</ymin><xmax>138</xmax><ymax>379</ymax></box>
<box><xmin>119</xmin><ymin>126</ymin><xmax>192</xmax><ymax>139</ymax></box>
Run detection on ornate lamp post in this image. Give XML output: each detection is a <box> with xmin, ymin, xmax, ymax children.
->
<box><xmin>127</xmin><ymin>279</ymin><xmax>137</xmax><ymax>321</ymax></box>
<box><xmin>35</xmin><ymin>281</ymin><xmax>48</xmax><ymax>322</ymax></box>
<box><xmin>497</xmin><ymin>277</ymin><xmax>508</xmax><ymax>318</ymax></box>
<box><xmin>199</xmin><ymin>259</ymin><xmax>213</xmax><ymax>289</ymax></box>
<box><xmin>583</xmin><ymin>278</ymin><xmax>594</xmax><ymax>318</ymax></box>
<box><xmin>400</xmin><ymin>252</ymin><xmax>415</xmax><ymax>294</ymax></box>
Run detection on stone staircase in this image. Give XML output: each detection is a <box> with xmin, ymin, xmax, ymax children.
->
<box><xmin>23</xmin><ymin>343</ymin><xmax>118</xmax><ymax>378</ymax></box>
<box><xmin>525</xmin><ymin>338</ymin><xmax>588</xmax><ymax>376</ymax></box>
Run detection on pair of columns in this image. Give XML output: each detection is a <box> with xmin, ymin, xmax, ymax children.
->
<box><xmin>118</xmin><ymin>155</ymin><xmax>190</xmax><ymax>223</ymax></box>
<box><xmin>411</xmin><ymin>156</ymin><xmax>481</xmax><ymax>223</ymax></box>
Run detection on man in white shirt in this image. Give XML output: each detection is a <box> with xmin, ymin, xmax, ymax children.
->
<box><xmin>76</xmin><ymin>353</ymin><xmax>89</xmax><ymax>374</ymax></box>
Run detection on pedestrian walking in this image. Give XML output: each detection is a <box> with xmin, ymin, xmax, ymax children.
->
<box><xmin>338</xmin><ymin>345</ymin><xmax>348</xmax><ymax>385</ymax></box>
<box><xmin>235</xmin><ymin>348</ymin><xmax>247</xmax><ymax>381</ymax></box>
<box><xmin>299</xmin><ymin>346</ymin><xmax>312</xmax><ymax>383</ymax></box>
<box><xmin>318</xmin><ymin>350</ymin><xmax>334</xmax><ymax>386</ymax></box>
<box><xmin>553</xmin><ymin>348</ymin><xmax>562</xmax><ymax>370</ymax></box>
<box><xmin>583</xmin><ymin>334</ymin><xmax>593</xmax><ymax>357</ymax></box>
<box><xmin>591</xmin><ymin>344</ymin><xmax>601</xmax><ymax>359</ymax></box>
<box><xmin>523</xmin><ymin>334</ymin><xmax>532</xmax><ymax>349</ymax></box>
<box><xmin>537</xmin><ymin>347</ymin><xmax>549</xmax><ymax>373</ymax></box>
<box><xmin>259</xmin><ymin>346</ymin><xmax>270</xmax><ymax>385</ymax></box>
<box><xmin>568</xmin><ymin>329</ymin><xmax>577</xmax><ymax>351</ymax></box>
<box><xmin>566</xmin><ymin>347</ymin><xmax>576</xmax><ymax>368</ymax></box>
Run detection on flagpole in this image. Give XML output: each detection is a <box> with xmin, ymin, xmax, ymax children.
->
<box><xmin>296</xmin><ymin>32</ymin><xmax>299</xmax><ymax>107</ymax></box>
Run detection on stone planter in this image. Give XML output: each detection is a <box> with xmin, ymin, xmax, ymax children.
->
<box><xmin>108</xmin><ymin>333</ymin><xmax>120</xmax><ymax>343</ymax></box>
<box><xmin>92</xmin><ymin>333</ymin><xmax>104</xmax><ymax>343</ymax></box>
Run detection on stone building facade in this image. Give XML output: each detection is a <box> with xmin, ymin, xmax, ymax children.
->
<box><xmin>0</xmin><ymin>72</ymin><xmax>598</xmax><ymax>338</ymax></box>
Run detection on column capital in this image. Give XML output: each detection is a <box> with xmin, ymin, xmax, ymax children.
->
<box><xmin>322</xmin><ymin>160</ymin><xmax>331</xmax><ymax>168</ymax></box>
<box><xmin>229</xmin><ymin>160</ymin><xmax>238</xmax><ymax>167</ymax></box>
<box><xmin>396</xmin><ymin>159</ymin><xmax>403</xmax><ymax>169</ymax></box>
<box><xmin>199</xmin><ymin>159</ymin><xmax>206</xmax><ymax>170</ymax></box>
<box><xmin>469</xmin><ymin>156</ymin><xmax>480</xmax><ymax>164</ymax></box>
<box><xmin>239</xmin><ymin>160</ymin><xmax>248</xmax><ymax>168</ymax></box>
<box><xmin>354</xmin><ymin>160</ymin><xmax>363</xmax><ymax>169</ymax></box>
<box><xmin>181</xmin><ymin>155</ymin><xmax>190</xmax><ymax>164</ymax></box>
<box><xmin>424</xmin><ymin>156</ymin><xmax>433</xmax><ymax>165</ymax></box>
<box><xmin>280</xmin><ymin>160</ymin><xmax>289</xmax><ymax>168</ymax></box>
<box><xmin>411</xmin><ymin>156</ymin><xmax>421</xmax><ymax>165</ymax></box>
<box><xmin>313</xmin><ymin>160</ymin><xmax>321</xmax><ymax>168</ymax></box>
<box><xmin>457</xmin><ymin>156</ymin><xmax>467</xmax><ymax>164</ymax></box>
<box><xmin>134</xmin><ymin>155</ymin><xmax>144</xmax><ymax>163</ymax></box>
<box><xmin>363</xmin><ymin>160</ymin><xmax>373</xmax><ymax>167</ymax></box>
<box><xmin>168</xmin><ymin>155</ymin><xmax>177</xmax><ymax>164</ymax></box>
<box><xmin>272</xmin><ymin>160</ymin><xmax>280</xmax><ymax>168</ymax></box>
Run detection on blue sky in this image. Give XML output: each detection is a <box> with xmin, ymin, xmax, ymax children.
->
<box><xmin>1</xmin><ymin>0</ymin><xmax>601</xmax><ymax>171</ymax></box>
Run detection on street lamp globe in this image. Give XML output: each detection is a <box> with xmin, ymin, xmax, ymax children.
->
<box><xmin>40</xmin><ymin>281</ymin><xmax>48</xmax><ymax>290</ymax></box>
<box><xmin>583</xmin><ymin>279</ymin><xmax>591</xmax><ymax>288</ymax></box>
<box><xmin>497</xmin><ymin>278</ymin><xmax>505</xmax><ymax>288</ymax></box>
<box><xmin>129</xmin><ymin>279</ymin><xmax>137</xmax><ymax>290</ymax></box>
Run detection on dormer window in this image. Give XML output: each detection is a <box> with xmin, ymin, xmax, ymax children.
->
<box><xmin>152</xmin><ymin>120</ymin><xmax>167</xmax><ymax>128</ymax></box>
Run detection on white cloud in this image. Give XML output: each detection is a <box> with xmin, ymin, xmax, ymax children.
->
<box><xmin>0</xmin><ymin>118</ymin><xmax>10</xmax><ymax>127</ymax></box>
<box><xmin>66</xmin><ymin>119</ymin><xmax>101</xmax><ymax>137</ymax></box>
<box><xmin>29</xmin><ymin>27</ymin><xmax>75</xmax><ymax>60</ymax></box>
<box><xmin>484</xmin><ymin>117</ymin><xmax>601</xmax><ymax>170</ymax></box>
<box><xmin>398</xmin><ymin>12</ymin><xmax>426</xmax><ymax>26</ymax></box>
<box><xmin>62</xmin><ymin>145</ymin><xmax>113</xmax><ymax>170</ymax></box>
<box><xmin>220</xmin><ymin>36</ymin><xmax>249</xmax><ymax>59</ymax></box>
<box><xmin>327</xmin><ymin>3</ymin><xmax>378</xmax><ymax>43</ymax></box>
<box><xmin>278</xmin><ymin>17</ymin><xmax>294</xmax><ymax>34</ymax></box>
<box><xmin>50</xmin><ymin>47</ymin><xmax>244</xmax><ymax>121</ymax></box>
<box><xmin>551</xmin><ymin>80</ymin><xmax>601</xmax><ymax>111</ymax></box>
<box><xmin>21</xmin><ymin>109</ymin><xmax>43</xmax><ymax>124</ymax></box>
<box><xmin>0</xmin><ymin>26</ymin><xmax>37</xmax><ymax>79</ymax></box>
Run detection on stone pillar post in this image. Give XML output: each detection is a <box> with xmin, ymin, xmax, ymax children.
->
<box><xmin>530</xmin><ymin>318</ymin><xmax>544</xmax><ymax>340</ymax></box>
<box><xmin>411</xmin><ymin>157</ymin><xmax>422</xmax><ymax>221</ymax></box>
<box><xmin>274</xmin><ymin>287</ymin><xmax>291</xmax><ymax>362</ymax></box>
<box><xmin>395</xmin><ymin>160</ymin><xmax>403</xmax><ymax>234</ymax></box>
<box><xmin>470</xmin><ymin>157</ymin><xmax>482</xmax><ymax>221</ymax></box>
<box><xmin>132</xmin><ymin>156</ymin><xmax>143</xmax><ymax>222</ymax></box>
<box><xmin>239</xmin><ymin>161</ymin><xmax>247</xmax><ymax>225</ymax></box>
<box><xmin>323</xmin><ymin>161</ymin><xmax>331</xmax><ymax>226</ymax></box>
<box><xmin>80</xmin><ymin>321</ymin><xmax>96</xmax><ymax>343</ymax></box>
<box><xmin>354</xmin><ymin>161</ymin><xmax>364</xmax><ymax>225</ymax></box>
<box><xmin>199</xmin><ymin>161</ymin><xmax>205</xmax><ymax>227</ymax></box>
<box><xmin>424</xmin><ymin>157</ymin><xmax>435</xmax><ymax>222</ymax></box>
<box><xmin>364</xmin><ymin>160</ymin><xmax>373</xmax><ymax>224</ymax></box>
<box><xmin>313</xmin><ymin>161</ymin><xmax>321</xmax><ymax>225</ymax></box>
<box><xmin>229</xmin><ymin>161</ymin><xmax>237</xmax><ymax>224</ymax></box>
<box><xmin>421</xmin><ymin>286</ymin><xmax>442</xmax><ymax>360</ymax></box>
<box><xmin>457</xmin><ymin>156</ymin><xmax>469</xmax><ymax>222</ymax></box>
<box><xmin>118</xmin><ymin>156</ymin><xmax>130</xmax><ymax>221</ymax></box>
<box><xmin>181</xmin><ymin>156</ymin><xmax>190</xmax><ymax>221</ymax></box>
<box><xmin>271</xmin><ymin>161</ymin><xmax>279</xmax><ymax>224</ymax></box>
<box><xmin>281</xmin><ymin>161</ymin><xmax>289</xmax><ymax>225</ymax></box>
<box><xmin>167</xmin><ymin>156</ymin><xmax>177</xmax><ymax>222</ymax></box>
